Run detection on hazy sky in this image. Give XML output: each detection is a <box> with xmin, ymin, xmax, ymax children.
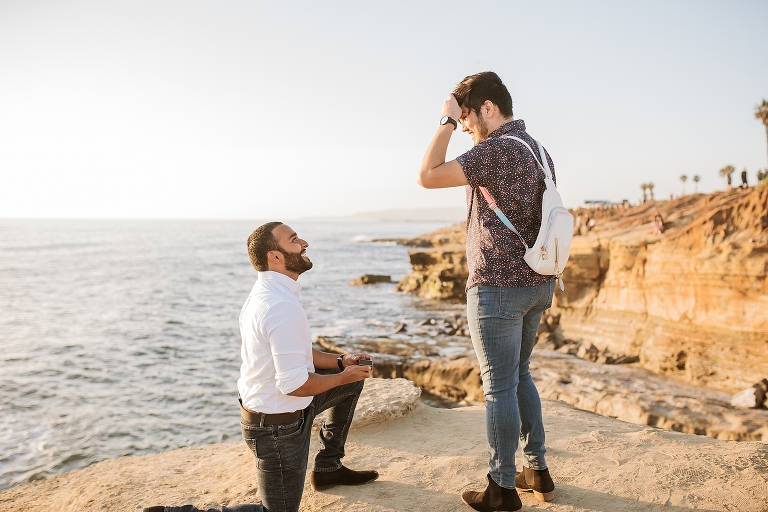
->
<box><xmin>1</xmin><ymin>0</ymin><xmax>767</xmax><ymax>219</ymax></box>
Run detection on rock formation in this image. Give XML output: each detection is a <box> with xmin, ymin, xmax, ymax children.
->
<box><xmin>731</xmin><ymin>379</ymin><xmax>768</xmax><ymax>409</ymax></box>
<box><xmin>393</xmin><ymin>188</ymin><xmax>768</xmax><ymax>393</ymax></box>
<box><xmin>317</xmin><ymin>337</ymin><xmax>768</xmax><ymax>441</ymax></box>
<box><xmin>314</xmin><ymin>378</ymin><xmax>421</xmax><ymax>429</ymax></box>
<box><xmin>349</xmin><ymin>274</ymin><xmax>393</xmax><ymax>285</ymax></box>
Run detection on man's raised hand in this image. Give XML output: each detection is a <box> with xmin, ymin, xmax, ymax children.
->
<box><xmin>443</xmin><ymin>94</ymin><xmax>462</xmax><ymax>120</ymax></box>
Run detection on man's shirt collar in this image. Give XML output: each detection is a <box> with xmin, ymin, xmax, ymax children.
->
<box><xmin>487</xmin><ymin>119</ymin><xmax>527</xmax><ymax>140</ymax></box>
<box><xmin>257</xmin><ymin>271</ymin><xmax>302</xmax><ymax>295</ymax></box>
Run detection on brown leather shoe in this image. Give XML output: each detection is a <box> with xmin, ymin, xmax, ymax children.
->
<box><xmin>515</xmin><ymin>466</ymin><xmax>555</xmax><ymax>502</ymax></box>
<box><xmin>311</xmin><ymin>464</ymin><xmax>379</xmax><ymax>491</ymax></box>
<box><xmin>461</xmin><ymin>473</ymin><xmax>522</xmax><ymax>512</ymax></box>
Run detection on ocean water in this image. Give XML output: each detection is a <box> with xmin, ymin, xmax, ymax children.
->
<box><xmin>0</xmin><ymin>219</ymin><xmax>463</xmax><ymax>492</ymax></box>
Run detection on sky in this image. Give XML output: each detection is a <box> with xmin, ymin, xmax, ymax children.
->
<box><xmin>1</xmin><ymin>0</ymin><xmax>767</xmax><ymax>219</ymax></box>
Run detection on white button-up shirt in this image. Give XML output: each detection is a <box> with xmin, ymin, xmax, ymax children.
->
<box><xmin>237</xmin><ymin>271</ymin><xmax>314</xmax><ymax>414</ymax></box>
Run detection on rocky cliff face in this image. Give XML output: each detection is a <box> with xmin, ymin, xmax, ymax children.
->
<box><xmin>394</xmin><ymin>224</ymin><xmax>469</xmax><ymax>300</ymax></box>
<box><xmin>395</xmin><ymin>187</ymin><xmax>768</xmax><ymax>393</ymax></box>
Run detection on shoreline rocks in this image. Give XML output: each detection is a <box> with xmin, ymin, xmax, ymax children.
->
<box><xmin>386</xmin><ymin>188</ymin><xmax>768</xmax><ymax>394</ymax></box>
<box><xmin>316</xmin><ymin>335</ymin><xmax>768</xmax><ymax>441</ymax></box>
<box><xmin>731</xmin><ymin>379</ymin><xmax>768</xmax><ymax>409</ymax></box>
<box><xmin>349</xmin><ymin>274</ymin><xmax>393</xmax><ymax>285</ymax></box>
<box><xmin>394</xmin><ymin>243</ymin><xmax>468</xmax><ymax>301</ymax></box>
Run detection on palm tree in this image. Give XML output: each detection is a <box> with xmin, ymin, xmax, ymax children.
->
<box><xmin>640</xmin><ymin>183</ymin><xmax>648</xmax><ymax>203</ymax></box>
<box><xmin>693</xmin><ymin>175</ymin><xmax>700</xmax><ymax>193</ymax></box>
<box><xmin>719</xmin><ymin>165</ymin><xmax>735</xmax><ymax>190</ymax></box>
<box><xmin>679</xmin><ymin>174</ymin><xmax>688</xmax><ymax>195</ymax></box>
<box><xmin>755</xmin><ymin>100</ymin><xmax>768</xmax><ymax>167</ymax></box>
<box><xmin>648</xmin><ymin>182</ymin><xmax>655</xmax><ymax>201</ymax></box>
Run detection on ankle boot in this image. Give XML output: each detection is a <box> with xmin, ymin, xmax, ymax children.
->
<box><xmin>515</xmin><ymin>466</ymin><xmax>555</xmax><ymax>502</ymax></box>
<box><xmin>461</xmin><ymin>473</ymin><xmax>522</xmax><ymax>512</ymax></box>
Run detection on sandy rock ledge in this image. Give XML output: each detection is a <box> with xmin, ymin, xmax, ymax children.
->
<box><xmin>2</xmin><ymin>378</ymin><xmax>767</xmax><ymax>512</ymax></box>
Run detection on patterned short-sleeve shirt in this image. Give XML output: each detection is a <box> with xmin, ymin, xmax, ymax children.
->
<box><xmin>456</xmin><ymin>119</ymin><xmax>557</xmax><ymax>290</ymax></box>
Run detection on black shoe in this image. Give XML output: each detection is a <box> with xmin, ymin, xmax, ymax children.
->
<box><xmin>461</xmin><ymin>473</ymin><xmax>522</xmax><ymax>512</ymax></box>
<box><xmin>515</xmin><ymin>466</ymin><xmax>555</xmax><ymax>502</ymax></box>
<box><xmin>142</xmin><ymin>508</ymin><xmax>165</xmax><ymax>512</ymax></box>
<box><xmin>311</xmin><ymin>464</ymin><xmax>379</xmax><ymax>491</ymax></box>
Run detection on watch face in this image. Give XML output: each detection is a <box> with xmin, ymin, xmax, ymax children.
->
<box><xmin>440</xmin><ymin>116</ymin><xmax>449</xmax><ymax>124</ymax></box>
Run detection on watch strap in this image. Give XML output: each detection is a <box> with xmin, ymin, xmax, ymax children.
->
<box><xmin>440</xmin><ymin>116</ymin><xmax>457</xmax><ymax>130</ymax></box>
<box><xmin>337</xmin><ymin>354</ymin><xmax>344</xmax><ymax>370</ymax></box>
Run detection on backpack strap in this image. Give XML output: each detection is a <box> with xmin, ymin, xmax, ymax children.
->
<box><xmin>478</xmin><ymin>187</ymin><xmax>529</xmax><ymax>249</ymax></box>
<box><xmin>477</xmin><ymin>135</ymin><xmax>550</xmax><ymax>249</ymax></box>
<box><xmin>502</xmin><ymin>135</ymin><xmax>553</xmax><ymax>181</ymax></box>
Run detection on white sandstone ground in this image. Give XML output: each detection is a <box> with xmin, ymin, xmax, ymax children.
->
<box><xmin>2</xmin><ymin>378</ymin><xmax>766</xmax><ymax>512</ymax></box>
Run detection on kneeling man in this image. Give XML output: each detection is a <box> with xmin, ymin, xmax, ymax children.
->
<box><xmin>239</xmin><ymin>222</ymin><xmax>378</xmax><ymax>512</ymax></box>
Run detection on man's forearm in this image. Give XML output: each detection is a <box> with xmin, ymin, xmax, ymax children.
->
<box><xmin>286</xmin><ymin>371</ymin><xmax>348</xmax><ymax>397</ymax></box>
<box><xmin>418</xmin><ymin>125</ymin><xmax>453</xmax><ymax>184</ymax></box>
<box><xmin>312</xmin><ymin>348</ymin><xmax>340</xmax><ymax>370</ymax></box>
<box><xmin>417</xmin><ymin>95</ymin><xmax>468</xmax><ymax>189</ymax></box>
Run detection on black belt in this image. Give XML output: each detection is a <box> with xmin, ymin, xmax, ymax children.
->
<box><xmin>239</xmin><ymin>397</ymin><xmax>302</xmax><ymax>426</ymax></box>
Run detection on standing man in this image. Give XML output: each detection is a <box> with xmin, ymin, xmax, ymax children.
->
<box><xmin>417</xmin><ymin>72</ymin><xmax>556</xmax><ymax>512</ymax></box>
<box><xmin>237</xmin><ymin>222</ymin><xmax>378</xmax><ymax>511</ymax></box>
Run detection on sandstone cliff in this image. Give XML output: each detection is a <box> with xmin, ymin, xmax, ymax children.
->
<box><xmin>316</xmin><ymin>336</ymin><xmax>768</xmax><ymax>441</ymax></box>
<box><xmin>394</xmin><ymin>187</ymin><xmax>768</xmax><ymax>393</ymax></box>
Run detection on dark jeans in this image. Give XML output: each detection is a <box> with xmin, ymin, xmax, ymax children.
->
<box><xmin>241</xmin><ymin>369</ymin><xmax>365</xmax><ymax>512</ymax></box>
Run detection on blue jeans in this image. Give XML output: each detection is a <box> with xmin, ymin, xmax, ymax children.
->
<box><xmin>467</xmin><ymin>282</ymin><xmax>555</xmax><ymax>489</ymax></box>
<box><xmin>240</xmin><ymin>369</ymin><xmax>365</xmax><ymax>512</ymax></box>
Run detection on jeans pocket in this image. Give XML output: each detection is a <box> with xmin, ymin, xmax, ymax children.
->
<box><xmin>275</xmin><ymin>418</ymin><xmax>304</xmax><ymax>439</ymax></box>
<box><xmin>499</xmin><ymin>286</ymin><xmax>537</xmax><ymax>320</ymax></box>
<box><xmin>473</xmin><ymin>286</ymin><xmax>502</xmax><ymax>319</ymax></box>
<box><xmin>242</xmin><ymin>424</ymin><xmax>266</xmax><ymax>461</ymax></box>
<box><xmin>272</xmin><ymin>418</ymin><xmax>307</xmax><ymax>470</ymax></box>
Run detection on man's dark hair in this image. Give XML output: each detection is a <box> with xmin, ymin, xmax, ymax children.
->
<box><xmin>452</xmin><ymin>71</ymin><xmax>513</xmax><ymax>118</ymax></box>
<box><xmin>247</xmin><ymin>221</ymin><xmax>283</xmax><ymax>271</ymax></box>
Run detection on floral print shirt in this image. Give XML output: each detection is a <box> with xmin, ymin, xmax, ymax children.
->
<box><xmin>457</xmin><ymin>120</ymin><xmax>557</xmax><ymax>290</ymax></box>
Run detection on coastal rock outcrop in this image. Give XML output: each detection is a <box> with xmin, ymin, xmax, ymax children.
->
<box><xmin>731</xmin><ymin>379</ymin><xmax>768</xmax><ymax>409</ymax></box>
<box><xmin>395</xmin><ymin>243</ymin><xmax>468</xmax><ymax>300</ymax></box>
<box><xmin>393</xmin><ymin>188</ymin><xmax>768</xmax><ymax>393</ymax></box>
<box><xmin>313</xmin><ymin>378</ymin><xmax>421</xmax><ymax>429</ymax></box>
<box><xmin>349</xmin><ymin>274</ymin><xmax>393</xmax><ymax>285</ymax></box>
<box><xmin>318</xmin><ymin>336</ymin><xmax>768</xmax><ymax>441</ymax></box>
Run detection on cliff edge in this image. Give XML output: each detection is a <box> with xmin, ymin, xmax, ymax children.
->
<box><xmin>3</xmin><ymin>378</ymin><xmax>766</xmax><ymax>512</ymax></box>
<box><xmin>395</xmin><ymin>187</ymin><xmax>768</xmax><ymax>392</ymax></box>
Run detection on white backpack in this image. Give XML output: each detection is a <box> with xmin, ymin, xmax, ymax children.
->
<box><xmin>479</xmin><ymin>136</ymin><xmax>573</xmax><ymax>291</ymax></box>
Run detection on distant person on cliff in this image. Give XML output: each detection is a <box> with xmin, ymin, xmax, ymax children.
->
<box><xmin>741</xmin><ymin>168</ymin><xmax>748</xmax><ymax>189</ymax></box>
<box><xmin>146</xmin><ymin>222</ymin><xmax>377</xmax><ymax>512</ymax></box>
<box><xmin>651</xmin><ymin>210</ymin><xmax>665</xmax><ymax>235</ymax></box>
<box><xmin>417</xmin><ymin>71</ymin><xmax>556</xmax><ymax>512</ymax></box>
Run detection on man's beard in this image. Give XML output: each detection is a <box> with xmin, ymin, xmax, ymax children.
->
<box><xmin>475</xmin><ymin>115</ymin><xmax>490</xmax><ymax>144</ymax></box>
<box><xmin>279</xmin><ymin>248</ymin><xmax>313</xmax><ymax>275</ymax></box>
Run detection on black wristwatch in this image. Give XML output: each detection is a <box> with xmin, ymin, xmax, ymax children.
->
<box><xmin>337</xmin><ymin>354</ymin><xmax>345</xmax><ymax>370</ymax></box>
<box><xmin>440</xmin><ymin>116</ymin><xmax>457</xmax><ymax>130</ymax></box>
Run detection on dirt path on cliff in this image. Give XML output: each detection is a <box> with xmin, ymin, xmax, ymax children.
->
<box><xmin>3</xmin><ymin>399</ymin><xmax>766</xmax><ymax>512</ymax></box>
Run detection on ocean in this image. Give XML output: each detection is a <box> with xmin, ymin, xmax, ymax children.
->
<box><xmin>0</xmin><ymin>219</ymin><xmax>463</xmax><ymax>492</ymax></box>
